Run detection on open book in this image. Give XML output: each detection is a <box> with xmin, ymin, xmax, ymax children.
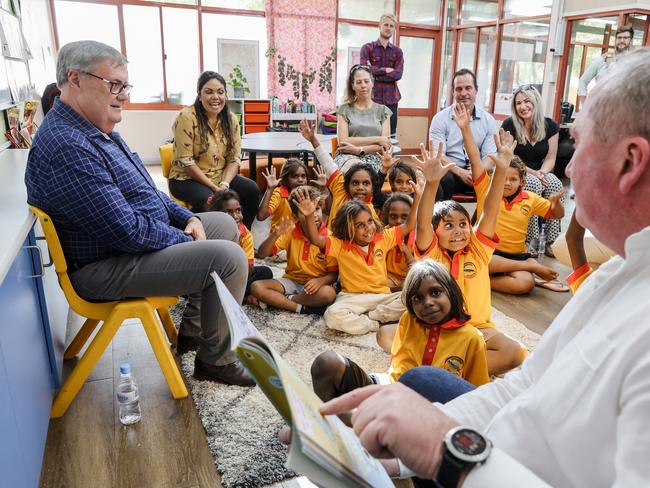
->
<box><xmin>212</xmin><ymin>272</ymin><xmax>393</xmax><ymax>488</ymax></box>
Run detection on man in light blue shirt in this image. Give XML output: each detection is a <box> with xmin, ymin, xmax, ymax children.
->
<box><xmin>428</xmin><ymin>69</ymin><xmax>497</xmax><ymax>200</ymax></box>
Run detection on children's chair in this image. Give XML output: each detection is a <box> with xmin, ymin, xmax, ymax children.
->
<box><xmin>30</xmin><ymin>206</ymin><xmax>188</xmax><ymax>418</ymax></box>
<box><xmin>331</xmin><ymin>136</ymin><xmax>338</xmax><ymax>155</ymax></box>
<box><xmin>159</xmin><ymin>143</ymin><xmax>190</xmax><ymax>208</ymax></box>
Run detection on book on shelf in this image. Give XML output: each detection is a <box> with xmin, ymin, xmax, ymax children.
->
<box><xmin>212</xmin><ymin>272</ymin><xmax>393</xmax><ymax>488</ymax></box>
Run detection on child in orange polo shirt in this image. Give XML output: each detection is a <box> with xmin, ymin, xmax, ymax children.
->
<box><xmin>256</xmin><ymin>158</ymin><xmax>326</xmax><ymax>228</ymax></box>
<box><xmin>564</xmin><ymin>210</ymin><xmax>594</xmax><ymax>294</ymax></box>
<box><xmin>299</xmin><ymin>120</ymin><xmax>379</xmax><ymax>227</ymax></box>
<box><xmin>310</xmin><ymin>259</ymin><xmax>488</xmax><ymax>406</ymax></box>
<box><xmin>382</xmin><ymin>193</ymin><xmax>417</xmax><ymax>292</ymax></box>
<box><xmin>413</xmin><ymin>131</ymin><xmax>528</xmax><ymax>376</ymax></box>
<box><xmin>206</xmin><ymin>190</ymin><xmax>272</xmax><ymax>298</ymax></box>
<box><xmin>474</xmin><ymin>158</ymin><xmax>567</xmax><ymax>294</ymax></box>
<box><xmin>294</xmin><ymin>181</ymin><xmax>422</xmax><ymax>337</ymax></box>
<box><xmin>251</xmin><ymin>185</ymin><xmax>338</xmax><ymax>315</ymax></box>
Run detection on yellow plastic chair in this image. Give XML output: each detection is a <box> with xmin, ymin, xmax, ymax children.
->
<box><xmin>30</xmin><ymin>206</ymin><xmax>188</xmax><ymax>418</ymax></box>
<box><xmin>331</xmin><ymin>136</ymin><xmax>338</xmax><ymax>155</ymax></box>
<box><xmin>159</xmin><ymin>143</ymin><xmax>190</xmax><ymax>208</ymax></box>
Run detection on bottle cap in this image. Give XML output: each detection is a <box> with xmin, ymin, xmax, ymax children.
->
<box><xmin>120</xmin><ymin>363</ymin><xmax>131</xmax><ymax>374</ymax></box>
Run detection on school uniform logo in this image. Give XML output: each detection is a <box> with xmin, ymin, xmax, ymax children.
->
<box><xmin>374</xmin><ymin>249</ymin><xmax>384</xmax><ymax>260</ymax></box>
<box><xmin>520</xmin><ymin>204</ymin><xmax>531</xmax><ymax>216</ymax></box>
<box><xmin>316</xmin><ymin>254</ymin><xmax>325</xmax><ymax>262</ymax></box>
<box><xmin>444</xmin><ymin>356</ymin><xmax>465</xmax><ymax>376</ymax></box>
<box><xmin>463</xmin><ymin>261</ymin><xmax>477</xmax><ymax>279</ymax></box>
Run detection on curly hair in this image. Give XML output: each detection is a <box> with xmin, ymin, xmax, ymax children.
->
<box><xmin>381</xmin><ymin>192</ymin><xmax>413</xmax><ymax>226</ymax></box>
<box><xmin>279</xmin><ymin>158</ymin><xmax>309</xmax><ymax>189</ymax></box>
<box><xmin>204</xmin><ymin>189</ymin><xmax>239</xmax><ymax>212</ymax></box>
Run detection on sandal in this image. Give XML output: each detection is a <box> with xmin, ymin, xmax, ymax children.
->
<box><xmin>544</xmin><ymin>243</ymin><xmax>556</xmax><ymax>258</ymax></box>
<box><xmin>534</xmin><ymin>277</ymin><xmax>570</xmax><ymax>293</ymax></box>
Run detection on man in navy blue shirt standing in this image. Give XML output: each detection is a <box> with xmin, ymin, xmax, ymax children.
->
<box><xmin>26</xmin><ymin>40</ymin><xmax>254</xmax><ymax>386</ymax></box>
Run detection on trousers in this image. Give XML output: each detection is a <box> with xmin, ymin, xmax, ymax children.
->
<box><xmin>70</xmin><ymin>212</ymin><xmax>248</xmax><ymax>366</ymax></box>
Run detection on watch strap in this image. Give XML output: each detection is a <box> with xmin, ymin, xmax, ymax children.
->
<box><xmin>435</xmin><ymin>449</ymin><xmax>468</xmax><ymax>488</ymax></box>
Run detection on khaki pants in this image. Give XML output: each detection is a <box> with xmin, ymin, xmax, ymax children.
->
<box><xmin>324</xmin><ymin>291</ymin><xmax>404</xmax><ymax>335</ymax></box>
<box><xmin>70</xmin><ymin>212</ymin><xmax>247</xmax><ymax>366</ymax></box>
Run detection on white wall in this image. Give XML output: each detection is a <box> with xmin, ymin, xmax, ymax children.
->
<box><xmin>564</xmin><ymin>0</ymin><xmax>650</xmax><ymax>15</ymax></box>
<box><xmin>115</xmin><ymin>110</ymin><xmax>179</xmax><ymax>163</ymax></box>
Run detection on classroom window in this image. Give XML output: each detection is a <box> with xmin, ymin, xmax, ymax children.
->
<box><xmin>399</xmin><ymin>0</ymin><xmax>441</xmax><ymax>27</ymax></box>
<box><xmin>494</xmin><ymin>20</ymin><xmax>549</xmax><ymax>115</ymax></box>
<box><xmin>439</xmin><ymin>31</ymin><xmax>454</xmax><ymax>108</ymax></box>
<box><xmin>162</xmin><ymin>7</ymin><xmax>199</xmax><ymax>106</ymax></box>
<box><xmin>476</xmin><ymin>27</ymin><xmax>496</xmax><ymax>110</ymax></box>
<box><xmin>503</xmin><ymin>0</ymin><xmax>552</xmax><ymax>19</ymax></box>
<box><xmin>456</xmin><ymin>29</ymin><xmax>476</xmax><ymax>72</ymax></box>
<box><xmin>338</xmin><ymin>0</ymin><xmax>394</xmax><ymax>22</ymax></box>
<box><xmin>123</xmin><ymin>5</ymin><xmax>164</xmax><ymax>104</ymax></box>
<box><xmin>460</xmin><ymin>0</ymin><xmax>498</xmax><ymax>25</ymax></box>
<box><xmin>54</xmin><ymin>1</ymin><xmax>120</xmax><ymax>51</ymax></box>
<box><xmin>399</xmin><ymin>36</ymin><xmax>434</xmax><ymax>109</ymax></box>
<box><xmin>336</xmin><ymin>22</ymin><xmax>378</xmax><ymax>104</ymax></box>
<box><xmin>202</xmin><ymin>0</ymin><xmax>264</xmax><ymax>9</ymax></box>
<box><xmin>446</xmin><ymin>0</ymin><xmax>457</xmax><ymax>26</ymax></box>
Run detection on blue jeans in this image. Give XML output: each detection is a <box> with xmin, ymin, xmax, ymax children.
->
<box><xmin>398</xmin><ymin>367</ymin><xmax>476</xmax><ymax>488</ymax></box>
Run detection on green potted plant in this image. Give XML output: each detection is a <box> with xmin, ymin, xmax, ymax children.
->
<box><xmin>228</xmin><ymin>65</ymin><xmax>251</xmax><ymax>98</ymax></box>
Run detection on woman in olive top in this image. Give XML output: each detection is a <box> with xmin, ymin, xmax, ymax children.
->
<box><xmin>168</xmin><ymin>71</ymin><xmax>260</xmax><ymax>227</ymax></box>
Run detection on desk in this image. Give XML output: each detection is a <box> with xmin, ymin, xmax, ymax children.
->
<box><xmin>241</xmin><ymin>132</ymin><xmax>335</xmax><ymax>181</ymax></box>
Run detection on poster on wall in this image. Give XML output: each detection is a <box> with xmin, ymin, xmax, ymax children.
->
<box><xmin>6</xmin><ymin>58</ymin><xmax>31</xmax><ymax>102</ymax></box>
<box><xmin>0</xmin><ymin>8</ymin><xmax>23</xmax><ymax>58</ymax></box>
<box><xmin>217</xmin><ymin>39</ymin><xmax>259</xmax><ymax>99</ymax></box>
<box><xmin>347</xmin><ymin>47</ymin><xmax>361</xmax><ymax>68</ymax></box>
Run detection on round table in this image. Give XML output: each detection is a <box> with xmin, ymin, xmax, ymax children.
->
<box><xmin>241</xmin><ymin>132</ymin><xmax>335</xmax><ymax>181</ymax></box>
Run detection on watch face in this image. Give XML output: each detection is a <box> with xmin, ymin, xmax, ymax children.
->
<box><xmin>445</xmin><ymin>427</ymin><xmax>491</xmax><ymax>463</ymax></box>
<box><xmin>451</xmin><ymin>428</ymin><xmax>486</xmax><ymax>456</ymax></box>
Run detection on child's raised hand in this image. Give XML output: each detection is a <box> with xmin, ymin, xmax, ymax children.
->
<box><xmin>487</xmin><ymin>128</ymin><xmax>517</xmax><ymax>170</ymax></box>
<box><xmin>548</xmin><ymin>187</ymin><xmax>567</xmax><ymax>207</ymax></box>
<box><xmin>310</xmin><ymin>164</ymin><xmax>327</xmax><ymax>187</ymax></box>
<box><xmin>453</xmin><ymin>103</ymin><xmax>471</xmax><ymax>130</ymax></box>
<box><xmin>380</xmin><ymin>145</ymin><xmax>396</xmax><ymax>172</ymax></box>
<box><xmin>262</xmin><ymin>167</ymin><xmax>280</xmax><ymax>189</ymax></box>
<box><xmin>299</xmin><ymin>119</ymin><xmax>317</xmax><ymax>144</ymax></box>
<box><xmin>274</xmin><ymin>217</ymin><xmax>295</xmax><ymax>236</ymax></box>
<box><xmin>411</xmin><ymin>139</ymin><xmax>455</xmax><ymax>183</ymax></box>
<box><xmin>409</xmin><ymin>178</ymin><xmax>425</xmax><ymax>198</ymax></box>
<box><xmin>291</xmin><ymin>186</ymin><xmax>317</xmax><ymax>216</ymax></box>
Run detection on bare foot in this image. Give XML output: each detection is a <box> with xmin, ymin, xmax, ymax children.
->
<box><xmin>527</xmin><ymin>258</ymin><xmax>558</xmax><ymax>281</ymax></box>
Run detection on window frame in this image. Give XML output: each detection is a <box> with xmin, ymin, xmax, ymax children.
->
<box><xmin>49</xmin><ymin>0</ymin><xmax>265</xmax><ymax>110</ymax></box>
<box><xmin>553</xmin><ymin>9</ymin><xmax>650</xmax><ymax>122</ymax></box>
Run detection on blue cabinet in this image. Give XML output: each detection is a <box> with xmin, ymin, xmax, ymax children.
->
<box><xmin>0</xmin><ymin>232</ymin><xmax>56</xmax><ymax>487</ymax></box>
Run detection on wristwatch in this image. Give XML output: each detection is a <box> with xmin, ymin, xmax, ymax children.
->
<box><xmin>435</xmin><ymin>426</ymin><xmax>492</xmax><ymax>488</ymax></box>
<box><xmin>359</xmin><ymin>146</ymin><xmax>365</xmax><ymax>156</ymax></box>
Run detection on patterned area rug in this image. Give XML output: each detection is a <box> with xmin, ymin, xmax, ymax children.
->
<box><xmin>173</xmin><ymin>260</ymin><xmax>540</xmax><ymax>488</ymax></box>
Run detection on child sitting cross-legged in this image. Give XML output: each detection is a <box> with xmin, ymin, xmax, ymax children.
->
<box><xmin>205</xmin><ymin>190</ymin><xmax>273</xmax><ymax>300</ymax></box>
<box><xmin>413</xmin><ymin>130</ymin><xmax>529</xmax><ymax>376</ymax></box>
<box><xmin>293</xmin><ymin>179</ymin><xmax>422</xmax><ymax>337</ymax></box>
<box><xmin>310</xmin><ymin>259</ymin><xmax>489</xmax><ymax>417</ymax></box>
<box><xmin>251</xmin><ymin>185</ymin><xmax>338</xmax><ymax>315</ymax></box>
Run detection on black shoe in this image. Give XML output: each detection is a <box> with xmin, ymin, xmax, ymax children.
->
<box><xmin>300</xmin><ymin>305</ymin><xmax>328</xmax><ymax>316</ymax></box>
<box><xmin>193</xmin><ymin>357</ymin><xmax>256</xmax><ymax>387</ymax></box>
<box><xmin>176</xmin><ymin>334</ymin><xmax>200</xmax><ymax>356</ymax></box>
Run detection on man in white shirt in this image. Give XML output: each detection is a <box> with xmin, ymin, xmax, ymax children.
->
<box><xmin>428</xmin><ymin>69</ymin><xmax>497</xmax><ymax>200</ymax></box>
<box><xmin>577</xmin><ymin>25</ymin><xmax>634</xmax><ymax>109</ymax></box>
<box><xmin>321</xmin><ymin>48</ymin><xmax>650</xmax><ymax>487</ymax></box>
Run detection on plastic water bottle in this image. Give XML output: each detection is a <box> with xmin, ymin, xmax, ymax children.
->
<box><xmin>537</xmin><ymin>223</ymin><xmax>547</xmax><ymax>259</ymax></box>
<box><xmin>117</xmin><ymin>363</ymin><xmax>141</xmax><ymax>425</ymax></box>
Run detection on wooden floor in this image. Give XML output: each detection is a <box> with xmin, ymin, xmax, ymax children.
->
<box><xmin>39</xmin><ymin>166</ymin><xmax>575</xmax><ymax>488</ymax></box>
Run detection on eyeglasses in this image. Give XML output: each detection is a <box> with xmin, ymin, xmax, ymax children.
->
<box><xmin>350</xmin><ymin>64</ymin><xmax>371</xmax><ymax>74</ymax></box>
<box><xmin>81</xmin><ymin>71</ymin><xmax>133</xmax><ymax>95</ymax></box>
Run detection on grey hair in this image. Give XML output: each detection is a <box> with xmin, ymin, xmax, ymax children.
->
<box><xmin>56</xmin><ymin>40</ymin><xmax>128</xmax><ymax>87</ymax></box>
<box><xmin>587</xmin><ymin>47</ymin><xmax>650</xmax><ymax>143</ymax></box>
<box><xmin>510</xmin><ymin>85</ymin><xmax>546</xmax><ymax>145</ymax></box>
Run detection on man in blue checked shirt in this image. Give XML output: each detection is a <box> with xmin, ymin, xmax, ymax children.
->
<box><xmin>26</xmin><ymin>40</ymin><xmax>254</xmax><ymax>386</ymax></box>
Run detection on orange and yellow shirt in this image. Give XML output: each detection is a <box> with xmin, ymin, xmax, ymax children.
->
<box><xmin>238</xmin><ymin>223</ymin><xmax>255</xmax><ymax>265</ymax></box>
<box><xmin>272</xmin><ymin>223</ymin><xmax>338</xmax><ymax>284</ymax></box>
<box><xmin>474</xmin><ymin>170</ymin><xmax>552</xmax><ymax>254</ymax></box>
<box><xmin>386</xmin><ymin>230</ymin><xmax>416</xmax><ymax>283</ymax></box>
<box><xmin>268</xmin><ymin>185</ymin><xmax>294</xmax><ymax>228</ymax></box>
<box><xmin>326</xmin><ymin>170</ymin><xmax>377</xmax><ymax>229</ymax></box>
<box><xmin>566</xmin><ymin>263</ymin><xmax>594</xmax><ymax>295</ymax></box>
<box><xmin>416</xmin><ymin>230</ymin><xmax>498</xmax><ymax>329</ymax></box>
<box><xmin>325</xmin><ymin>226</ymin><xmax>403</xmax><ymax>294</ymax></box>
<box><xmin>389</xmin><ymin>311</ymin><xmax>489</xmax><ymax>386</ymax></box>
